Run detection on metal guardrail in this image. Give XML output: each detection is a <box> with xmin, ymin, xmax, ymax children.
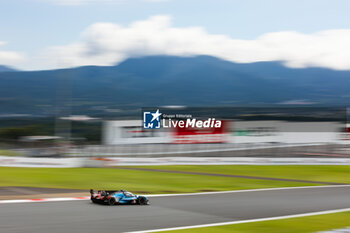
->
<box><xmin>67</xmin><ymin>142</ymin><xmax>350</xmax><ymax>157</ymax></box>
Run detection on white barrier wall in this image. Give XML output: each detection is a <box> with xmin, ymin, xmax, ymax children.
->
<box><xmin>103</xmin><ymin>120</ymin><xmax>171</xmax><ymax>145</ymax></box>
<box><xmin>229</xmin><ymin>121</ymin><xmax>344</xmax><ymax>144</ymax></box>
<box><xmin>95</xmin><ymin>157</ymin><xmax>350</xmax><ymax>166</ymax></box>
<box><xmin>1</xmin><ymin>156</ymin><xmax>350</xmax><ymax>167</ymax></box>
<box><xmin>0</xmin><ymin>156</ymin><xmax>82</xmax><ymax>168</ymax></box>
<box><xmin>103</xmin><ymin>120</ymin><xmax>346</xmax><ymax>145</ymax></box>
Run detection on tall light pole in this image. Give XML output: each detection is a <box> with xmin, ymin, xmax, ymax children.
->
<box><xmin>54</xmin><ymin>69</ymin><xmax>72</xmax><ymax>147</ymax></box>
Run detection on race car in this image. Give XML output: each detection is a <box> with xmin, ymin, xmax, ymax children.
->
<box><xmin>90</xmin><ymin>189</ymin><xmax>149</xmax><ymax>205</ymax></box>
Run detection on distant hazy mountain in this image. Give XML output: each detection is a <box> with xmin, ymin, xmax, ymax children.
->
<box><xmin>0</xmin><ymin>55</ymin><xmax>349</xmax><ymax>115</ymax></box>
<box><xmin>0</xmin><ymin>65</ymin><xmax>17</xmax><ymax>72</ymax></box>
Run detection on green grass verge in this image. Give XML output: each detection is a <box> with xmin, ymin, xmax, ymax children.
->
<box><xmin>160</xmin><ymin>211</ymin><xmax>350</xmax><ymax>233</ymax></box>
<box><xmin>0</xmin><ymin>149</ymin><xmax>21</xmax><ymax>156</ymax></box>
<box><xmin>1</xmin><ymin>165</ymin><xmax>349</xmax><ymax>193</ymax></box>
<box><xmin>0</xmin><ymin>166</ymin><xmax>320</xmax><ymax>193</ymax></box>
<box><xmin>134</xmin><ymin>165</ymin><xmax>350</xmax><ymax>184</ymax></box>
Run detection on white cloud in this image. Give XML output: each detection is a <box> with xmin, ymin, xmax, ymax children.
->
<box><xmin>0</xmin><ymin>42</ymin><xmax>25</xmax><ymax>68</ymax></box>
<box><xmin>42</xmin><ymin>15</ymin><xmax>350</xmax><ymax>70</ymax></box>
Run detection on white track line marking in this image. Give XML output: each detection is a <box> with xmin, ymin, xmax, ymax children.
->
<box><xmin>1</xmin><ymin>185</ymin><xmax>350</xmax><ymax>204</ymax></box>
<box><xmin>124</xmin><ymin>208</ymin><xmax>350</xmax><ymax>233</ymax></box>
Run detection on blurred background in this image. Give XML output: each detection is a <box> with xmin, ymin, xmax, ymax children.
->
<box><xmin>0</xmin><ymin>106</ymin><xmax>349</xmax><ymax>163</ymax></box>
<box><xmin>1</xmin><ymin>1</ymin><xmax>350</xmax><ymax>233</ymax></box>
<box><xmin>0</xmin><ymin>1</ymin><xmax>350</xmax><ymax>162</ymax></box>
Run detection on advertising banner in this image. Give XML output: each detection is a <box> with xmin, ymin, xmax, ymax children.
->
<box><xmin>172</xmin><ymin>120</ymin><xmax>229</xmax><ymax>144</ymax></box>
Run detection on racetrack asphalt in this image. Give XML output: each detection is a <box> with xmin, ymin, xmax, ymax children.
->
<box><xmin>1</xmin><ymin>186</ymin><xmax>350</xmax><ymax>233</ymax></box>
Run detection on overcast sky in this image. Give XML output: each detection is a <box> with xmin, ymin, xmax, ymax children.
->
<box><xmin>1</xmin><ymin>0</ymin><xmax>350</xmax><ymax>70</ymax></box>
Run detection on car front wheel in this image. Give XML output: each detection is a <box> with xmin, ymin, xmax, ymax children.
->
<box><xmin>138</xmin><ymin>196</ymin><xmax>148</xmax><ymax>205</ymax></box>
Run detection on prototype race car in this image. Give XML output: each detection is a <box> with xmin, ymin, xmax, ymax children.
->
<box><xmin>90</xmin><ymin>189</ymin><xmax>149</xmax><ymax>205</ymax></box>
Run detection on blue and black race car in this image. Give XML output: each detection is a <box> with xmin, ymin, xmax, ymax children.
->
<box><xmin>90</xmin><ymin>189</ymin><xmax>149</xmax><ymax>205</ymax></box>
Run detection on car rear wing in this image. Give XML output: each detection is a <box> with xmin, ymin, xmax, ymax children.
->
<box><xmin>90</xmin><ymin>189</ymin><xmax>121</xmax><ymax>195</ymax></box>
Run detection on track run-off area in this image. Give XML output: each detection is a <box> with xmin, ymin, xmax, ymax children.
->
<box><xmin>1</xmin><ymin>185</ymin><xmax>350</xmax><ymax>233</ymax></box>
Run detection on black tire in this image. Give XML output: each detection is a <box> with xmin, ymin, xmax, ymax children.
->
<box><xmin>108</xmin><ymin>197</ymin><xmax>116</xmax><ymax>205</ymax></box>
<box><xmin>91</xmin><ymin>198</ymin><xmax>97</xmax><ymax>203</ymax></box>
<box><xmin>138</xmin><ymin>196</ymin><xmax>147</xmax><ymax>205</ymax></box>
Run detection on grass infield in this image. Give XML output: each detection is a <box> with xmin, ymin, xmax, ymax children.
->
<box><xmin>0</xmin><ymin>165</ymin><xmax>349</xmax><ymax>193</ymax></box>
<box><xmin>132</xmin><ymin>165</ymin><xmax>350</xmax><ymax>184</ymax></box>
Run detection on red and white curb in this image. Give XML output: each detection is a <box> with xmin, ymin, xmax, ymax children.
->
<box><xmin>0</xmin><ymin>196</ymin><xmax>89</xmax><ymax>204</ymax></box>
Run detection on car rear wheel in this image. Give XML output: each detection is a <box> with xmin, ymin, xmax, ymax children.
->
<box><xmin>108</xmin><ymin>198</ymin><xmax>116</xmax><ymax>205</ymax></box>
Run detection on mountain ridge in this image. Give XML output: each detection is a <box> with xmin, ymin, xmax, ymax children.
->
<box><xmin>0</xmin><ymin>55</ymin><xmax>349</xmax><ymax>115</ymax></box>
